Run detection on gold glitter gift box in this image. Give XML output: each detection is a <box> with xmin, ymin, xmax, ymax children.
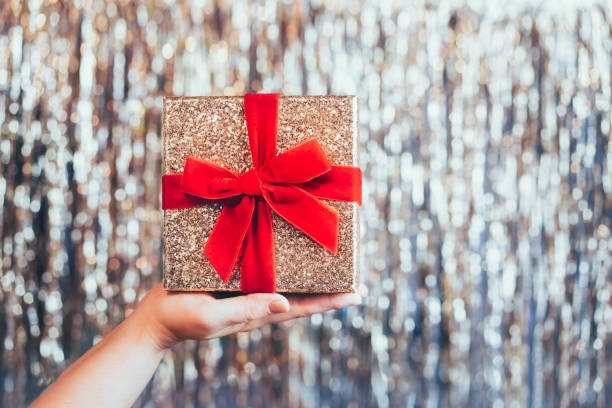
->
<box><xmin>162</xmin><ymin>95</ymin><xmax>359</xmax><ymax>293</ymax></box>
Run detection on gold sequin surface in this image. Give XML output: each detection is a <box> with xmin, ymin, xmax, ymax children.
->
<box><xmin>162</xmin><ymin>96</ymin><xmax>359</xmax><ymax>292</ymax></box>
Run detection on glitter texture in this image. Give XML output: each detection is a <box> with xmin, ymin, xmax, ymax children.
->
<box><xmin>162</xmin><ymin>96</ymin><xmax>359</xmax><ymax>292</ymax></box>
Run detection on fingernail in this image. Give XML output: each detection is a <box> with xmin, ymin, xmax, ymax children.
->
<box><xmin>346</xmin><ymin>293</ymin><xmax>362</xmax><ymax>305</ymax></box>
<box><xmin>268</xmin><ymin>296</ymin><xmax>290</xmax><ymax>313</ymax></box>
<box><xmin>337</xmin><ymin>293</ymin><xmax>362</xmax><ymax>307</ymax></box>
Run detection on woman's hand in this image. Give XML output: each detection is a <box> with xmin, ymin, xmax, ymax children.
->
<box><xmin>134</xmin><ymin>283</ymin><xmax>362</xmax><ymax>351</ymax></box>
<box><xmin>30</xmin><ymin>283</ymin><xmax>361</xmax><ymax>407</ymax></box>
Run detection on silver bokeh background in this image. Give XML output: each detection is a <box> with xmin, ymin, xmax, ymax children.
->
<box><xmin>0</xmin><ymin>1</ymin><xmax>611</xmax><ymax>407</ymax></box>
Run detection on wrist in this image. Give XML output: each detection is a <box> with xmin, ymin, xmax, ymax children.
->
<box><xmin>131</xmin><ymin>297</ymin><xmax>181</xmax><ymax>352</ymax></box>
<box><xmin>124</xmin><ymin>307</ymin><xmax>173</xmax><ymax>354</ymax></box>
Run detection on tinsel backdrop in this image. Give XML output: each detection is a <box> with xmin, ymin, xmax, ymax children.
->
<box><xmin>1</xmin><ymin>0</ymin><xmax>611</xmax><ymax>407</ymax></box>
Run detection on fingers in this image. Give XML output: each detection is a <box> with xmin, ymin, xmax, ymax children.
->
<box><xmin>180</xmin><ymin>291</ymin><xmax>361</xmax><ymax>340</ymax></box>
<box><xmin>203</xmin><ymin>293</ymin><xmax>290</xmax><ymax>328</ymax></box>
<box><xmin>286</xmin><ymin>292</ymin><xmax>362</xmax><ymax>316</ymax></box>
<box><xmin>232</xmin><ymin>292</ymin><xmax>362</xmax><ymax>331</ymax></box>
<box><xmin>271</xmin><ymin>292</ymin><xmax>361</xmax><ymax>322</ymax></box>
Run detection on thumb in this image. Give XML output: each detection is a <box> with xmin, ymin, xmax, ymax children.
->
<box><xmin>208</xmin><ymin>293</ymin><xmax>290</xmax><ymax>326</ymax></box>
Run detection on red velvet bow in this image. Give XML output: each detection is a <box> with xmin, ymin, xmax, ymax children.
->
<box><xmin>162</xmin><ymin>94</ymin><xmax>362</xmax><ymax>293</ymax></box>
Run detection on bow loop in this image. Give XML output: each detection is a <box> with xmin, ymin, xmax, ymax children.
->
<box><xmin>259</xmin><ymin>139</ymin><xmax>332</xmax><ymax>184</ymax></box>
<box><xmin>181</xmin><ymin>156</ymin><xmax>241</xmax><ymax>199</ymax></box>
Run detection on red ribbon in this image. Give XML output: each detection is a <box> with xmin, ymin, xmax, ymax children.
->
<box><xmin>162</xmin><ymin>94</ymin><xmax>362</xmax><ymax>293</ymax></box>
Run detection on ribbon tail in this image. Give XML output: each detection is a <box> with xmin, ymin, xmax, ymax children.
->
<box><xmin>204</xmin><ymin>196</ymin><xmax>255</xmax><ymax>283</ymax></box>
<box><xmin>240</xmin><ymin>199</ymin><xmax>276</xmax><ymax>293</ymax></box>
<box><xmin>264</xmin><ymin>185</ymin><xmax>339</xmax><ymax>254</ymax></box>
<box><xmin>296</xmin><ymin>165</ymin><xmax>362</xmax><ymax>205</ymax></box>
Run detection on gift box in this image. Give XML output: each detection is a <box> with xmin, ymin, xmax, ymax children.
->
<box><xmin>161</xmin><ymin>94</ymin><xmax>361</xmax><ymax>293</ymax></box>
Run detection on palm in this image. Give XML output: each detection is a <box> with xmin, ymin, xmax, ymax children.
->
<box><xmin>137</xmin><ymin>284</ymin><xmax>361</xmax><ymax>349</ymax></box>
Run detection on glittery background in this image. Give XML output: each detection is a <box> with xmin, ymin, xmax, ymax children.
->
<box><xmin>1</xmin><ymin>1</ymin><xmax>611</xmax><ymax>407</ymax></box>
<box><xmin>162</xmin><ymin>96</ymin><xmax>359</xmax><ymax>292</ymax></box>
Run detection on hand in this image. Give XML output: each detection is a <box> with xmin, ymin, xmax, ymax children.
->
<box><xmin>30</xmin><ymin>283</ymin><xmax>361</xmax><ymax>408</ymax></box>
<box><xmin>133</xmin><ymin>283</ymin><xmax>362</xmax><ymax>350</ymax></box>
